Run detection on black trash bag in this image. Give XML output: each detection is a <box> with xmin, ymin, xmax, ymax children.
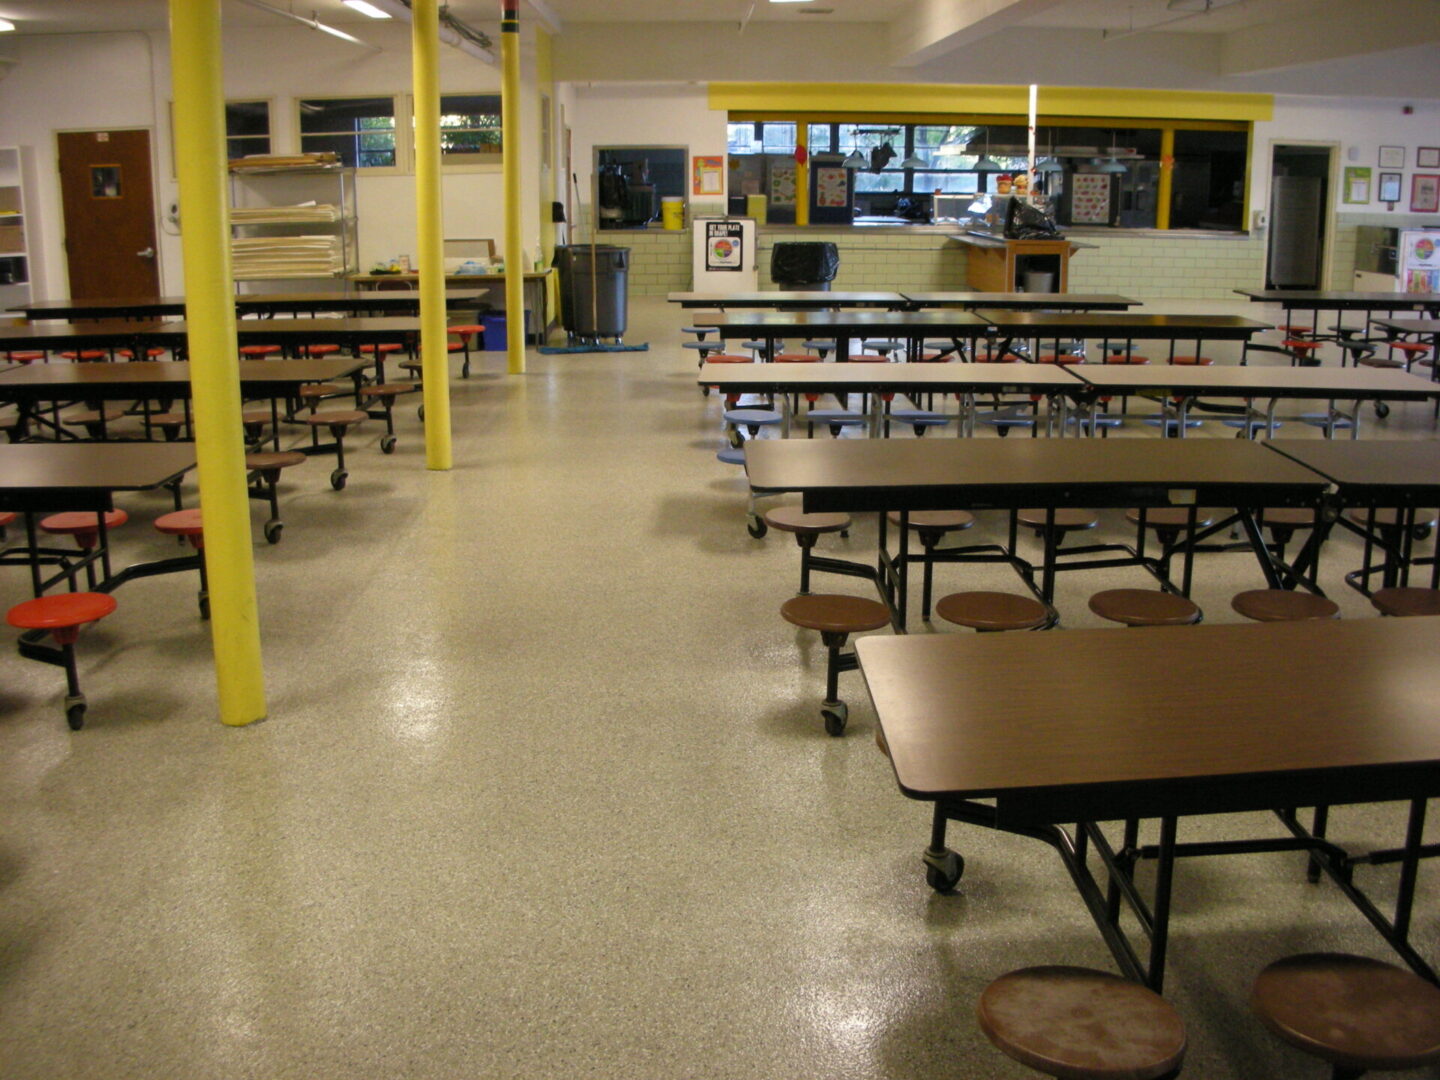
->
<box><xmin>1004</xmin><ymin>197</ymin><xmax>1064</xmax><ymax>240</ymax></box>
<box><xmin>869</xmin><ymin>141</ymin><xmax>896</xmax><ymax>174</ymax></box>
<box><xmin>770</xmin><ymin>242</ymin><xmax>840</xmax><ymax>285</ymax></box>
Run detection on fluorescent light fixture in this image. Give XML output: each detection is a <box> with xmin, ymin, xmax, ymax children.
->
<box><xmin>313</xmin><ymin>20</ymin><xmax>367</xmax><ymax>44</ymax></box>
<box><xmin>0</xmin><ymin>18</ymin><xmax>15</xmax><ymax>31</ymax></box>
<box><xmin>343</xmin><ymin>0</ymin><xmax>392</xmax><ymax>17</ymax></box>
<box><xmin>234</xmin><ymin>0</ymin><xmax>379</xmax><ymax>48</ymax></box>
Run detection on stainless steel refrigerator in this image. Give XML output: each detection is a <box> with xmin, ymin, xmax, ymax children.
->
<box><xmin>1267</xmin><ymin>176</ymin><xmax>1322</xmax><ymax>289</ymax></box>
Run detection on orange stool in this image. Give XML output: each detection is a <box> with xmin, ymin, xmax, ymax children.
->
<box><xmin>115</xmin><ymin>347</ymin><xmax>167</xmax><ymax>360</ymax></box>
<box><xmin>239</xmin><ymin>344</ymin><xmax>282</xmax><ymax>359</ymax></box>
<box><xmin>4</xmin><ymin>350</ymin><xmax>45</xmax><ymax>364</ymax></box>
<box><xmin>1170</xmin><ymin>355</ymin><xmax>1213</xmax><ymax>366</ymax></box>
<box><xmin>154</xmin><ymin>508</ymin><xmax>209</xmax><ymax>619</ymax></box>
<box><xmin>39</xmin><ymin>509</ymin><xmax>129</xmax><ymax>589</ymax></box>
<box><xmin>59</xmin><ymin>350</ymin><xmax>107</xmax><ymax>362</ymax></box>
<box><xmin>8</xmin><ymin>591</ymin><xmax>118</xmax><ymax>729</ymax></box>
<box><xmin>297</xmin><ymin>343</ymin><xmax>341</xmax><ymax>357</ymax></box>
<box><xmin>449</xmin><ymin>323</ymin><xmax>485</xmax><ymax>378</ymax></box>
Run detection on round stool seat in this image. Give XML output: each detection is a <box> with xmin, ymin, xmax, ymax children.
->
<box><xmin>241</xmin><ymin>409</ymin><xmax>274</xmax><ymax>425</ymax></box>
<box><xmin>59</xmin><ymin>350</ymin><xmax>107</xmax><ymax>361</ymax></box>
<box><xmin>715</xmin><ymin>447</ymin><xmax>745</xmax><ymax>465</ymax></box>
<box><xmin>773</xmin><ymin>353</ymin><xmax>820</xmax><ymax>363</ymax></box>
<box><xmin>1260</xmin><ymin>507</ymin><xmax>1317</xmax><ymax>529</ymax></box>
<box><xmin>724</xmin><ymin>408</ymin><xmax>781</xmax><ymax>425</ymax></box>
<box><xmin>1090</xmin><ymin>589</ymin><xmax>1201</xmax><ymax>627</ymax></box>
<box><xmin>7</xmin><ymin>592</ymin><xmax>117</xmax><ymax>634</ymax></box>
<box><xmin>886</xmin><ymin>510</ymin><xmax>975</xmax><ymax>533</ymax></box>
<box><xmin>154</xmin><ymin>508</ymin><xmax>204</xmax><ymax>538</ymax></box>
<box><xmin>1356</xmin><ymin>354</ymin><xmax>1404</xmax><ymax>369</ymax></box>
<box><xmin>765</xmin><ymin>506</ymin><xmax>851</xmax><ymax>535</ymax></box>
<box><xmin>41</xmin><ymin>509</ymin><xmax>128</xmax><ymax>537</ymax></box>
<box><xmin>1170</xmin><ymin>355</ymin><xmax>1213</xmax><ymax>366</ymax></box>
<box><xmin>704</xmin><ymin>354</ymin><xmax>754</xmax><ymax>364</ymax></box>
<box><xmin>936</xmin><ymin>591</ymin><xmax>1051</xmax><ymax>632</ymax></box>
<box><xmin>1345</xmin><ymin>507</ymin><xmax>1439</xmax><ymax>529</ymax></box>
<box><xmin>801</xmin><ymin>339</ymin><xmax>835</xmax><ymax>352</ymax></box>
<box><xmin>449</xmin><ymin>323</ymin><xmax>485</xmax><ymax>338</ymax></box>
<box><xmin>1370</xmin><ymin>587</ymin><xmax>1440</xmax><ymax>617</ymax></box>
<box><xmin>1104</xmin><ymin>354</ymin><xmax>1150</xmax><ymax>365</ymax></box>
<box><xmin>358</xmin><ymin>343</ymin><xmax>404</xmax><ymax>355</ymax></box>
<box><xmin>846</xmin><ymin>354</ymin><xmax>889</xmax><ymax>363</ymax></box>
<box><xmin>780</xmin><ymin>594</ymin><xmax>890</xmax><ymax>635</ymax></box>
<box><xmin>0</xmin><ymin>510</ymin><xmax>15</xmax><ymax>527</ymax></box>
<box><xmin>116</xmin><ymin>348</ymin><xmax>166</xmax><ymax>360</ymax></box>
<box><xmin>1036</xmin><ymin>352</ymin><xmax>1084</xmax><ymax>364</ymax></box>
<box><xmin>298</xmin><ymin>344</ymin><xmax>341</xmax><ymax>357</ymax></box>
<box><xmin>305</xmin><ymin>410</ymin><xmax>366</xmax><ymax>428</ymax></box>
<box><xmin>1231</xmin><ymin>589</ymin><xmax>1339</xmax><ymax>622</ymax></box>
<box><xmin>682</xmin><ymin>340</ymin><xmax>722</xmax><ymax>352</ymax></box>
<box><xmin>63</xmin><ymin>408</ymin><xmax>126</xmax><ymax>426</ymax></box>
<box><xmin>1283</xmin><ymin>338</ymin><xmax>1321</xmax><ymax>352</ymax></box>
<box><xmin>978</xmin><ymin>966</ymin><xmax>1187</xmax><ymax>1080</ymax></box>
<box><xmin>1018</xmin><ymin>508</ymin><xmax>1099</xmax><ymax>532</ymax></box>
<box><xmin>1252</xmin><ymin>953</ymin><xmax>1440</xmax><ymax>1074</ymax></box>
<box><xmin>360</xmin><ymin>382</ymin><xmax>418</xmax><ymax>399</ymax></box>
<box><xmin>1125</xmin><ymin>507</ymin><xmax>1216</xmax><ymax>530</ymax></box>
<box><xmin>6</xmin><ymin>351</ymin><xmax>45</xmax><ymax>362</ymax></box>
<box><xmin>238</xmin><ymin>345</ymin><xmax>282</xmax><ymax>357</ymax></box>
<box><xmin>148</xmin><ymin>411</ymin><xmax>188</xmax><ymax>429</ymax></box>
<box><xmin>298</xmin><ymin>382</ymin><xmax>349</xmax><ymax>400</ymax></box>
<box><xmin>245</xmin><ymin>451</ymin><xmax>307</xmax><ymax>471</ymax></box>
<box><xmin>1391</xmin><ymin>341</ymin><xmax>1430</xmax><ymax>355</ymax></box>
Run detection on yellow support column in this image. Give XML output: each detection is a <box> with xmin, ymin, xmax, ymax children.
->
<box><xmin>411</xmin><ymin>0</ymin><xmax>453</xmax><ymax>470</ymax></box>
<box><xmin>1157</xmin><ymin>128</ymin><xmax>1175</xmax><ymax>231</ymax></box>
<box><xmin>795</xmin><ymin>124</ymin><xmax>809</xmax><ymax>227</ymax></box>
<box><xmin>169</xmin><ymin>0</ymin><xmax>266</xmax><ymax>725</ymax></box>
<box><xmin>501</xmin><ymin>0</ymin><xmax>525</xmax><ymax>374</ymax></box>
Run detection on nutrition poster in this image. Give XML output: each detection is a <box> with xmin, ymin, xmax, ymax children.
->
<box><xmin>706</xmin><ymin>221</ymin><xmax>745</xmax><ymax>271</ymax></box>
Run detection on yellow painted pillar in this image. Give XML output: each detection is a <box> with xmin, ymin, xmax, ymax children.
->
<box><xmin>1157</xmin><ymin>127</ymin><xmax>1175</xmax><ymax>231</ymax></box>
<box><xmin>411</xmin><ymin>0</ymin><xmax>453</xmax><ymax>470</ymax></box>
<box><xmin>795</xmin><ymin>123</ymin><xmax>809</xmax><ymax>227</ymax></box>
<box><xmin>501</xmin><ymin>0</ymin><xmax>525</xmax><ymax>374</ymax></box>
<box><xmin>169</xmin><ymin>0</ymin><xmax>266</xmax><ymax>726</ymax></box>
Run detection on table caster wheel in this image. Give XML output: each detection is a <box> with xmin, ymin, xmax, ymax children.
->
<box><xmin>727</xmin><ymin>429</ymin><xmax>743</xmax><ymax>449</ymax></box>
<box><xmin>997</xmin><ymin>427</ymin><xmax>1011</xmax><ymax>438</ymax></box>
<box><xmin>1375</xmin><ymin>401</ymin><xmax>1391</xmax><ymax>419</ymax></box>
<box><xmin>1413</xmin><ymin>524</ymin><xmax>1432</xmax><ymax>542</ymax></box>
<box><xmin>701</xmin><ymin>385</ymin><xmax>711</xmax><ymax>397</ymax></box>
<box><xmin>417</xmin><ymin>405</ymin><xmax>425</xmax><ymax>421</ymax></box>
<box><xmin>747</xmin><ymin>516</ymin><xmax>767</xmax><ymax>539</ymax></box>
<box><xmin>264</xmin><ymin>520</ymin><xmax>283</xmax><ymax>544</ymax></box>
<box><xmin>822</xmin><ymin>701</ymin><xmax>847</xmax><ymax>737</ymax></box>
<box><xmin>924</xmin><ymin>848</ymin><xmax>964</xmax><ymax>892</ymax></box>
<box><xmin>331</xmin><ymin>468</ymin><xmax>348</xmax><ymax>490</ymax></box>
<box><xmin>199</xmin><ymin>596</ymin><xmax>210</xmax><ymax>620</ymax></box>
<box><xmin>65</xmin><ymin>694</ymin><xmax>87</xmax><ymax>731</ymax></box>
<box><xmin>380</xmin><ymin>434</ymin><xmax>397</xmax><ymax>454</ymax></box>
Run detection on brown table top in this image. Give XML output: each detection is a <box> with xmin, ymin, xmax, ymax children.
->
<box><xmin>668</xmin><ymin>291</ymin><xmax>906</xmax><ymax>308</ymax></box>
<box><xmin>0</xmin><ymin>442</ymin><xmax>196</xmax><ymax>511</ymax></box>
<box><xmin>1237</xmin><ymin>289</ymin><xmax>1440</xmax><ymax>307</ymax></box>
<box><xmin>1372</xmin><ymin>318</ymin><xmax>1440</xmax><ymax>335</ymax></box>
<box><xmin>692</xmin><ymin>310</ymin><xmax>991</xmax><ymax>335</ymax></box>
<box><xmin>700</xmin><ymin>360</ymin><xmax>1080</xmax><ymax>394</ymax></box>
<box><xmin>162</xmin><ymin>317</ymin><xmax>420</xmax><ymax>337</ymax></box>
<box><xmin>13</xmin><ymin>291</ymin><xmax>486</xmax><ymax>320</ymax></box>
<box><xmin>0</xmin><ymin>320</ymin><xmax>170</xmax><ymax>347</ymax></box>
<box><xmin>0</xmin><ymin>358</ymin><xmax>366</xmax><ymax>396</ymax></box>
<box><xmin>973</xmin><ymin>311</ymin><xmax>1272</xmax><ymax>339</ymax></box>
<box><xmin>1265</xmin><ymin>439</ymin><xmax>1440</xmax><ymax>500</ymax></box>
<box><xmin>1071</xmin><ymin>363</ymin><xmax>1440</xmax><ymax>399</ymax></box>
<box><xmin>901</xmin><ymin>292</ymin><xmax>1140</xmax><ymax>310</ymax></box>
<box><xmin>858</xmin><ymin>617</ymin><xmax>1440</xmax><ymax>815</ymax></box>
<box><xmin>744</xmin><ymin>433</ymin><xmax>1327</xmax><ymax>513</ymax></box>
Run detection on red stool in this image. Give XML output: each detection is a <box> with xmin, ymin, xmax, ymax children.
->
<box><xmin>0</xmin><ymin>509</ymin><xmax>15</xmax><ymax>539</ymax></box>
<box><xmin>8</xmin><ymin>591</ymin><xmax>118</xmax><ymax>729</ymax></box>
<box><xmin>1389</xmin><ymin>340</ymin><xmax>1431</xmax><ymax>371</ymax></box>
<box><xmin>116</xmin><ymin>348</ymin><xmax>167</xmax><ymax>360</ymax></box>
<box><xmin>59</xmin><ymin>350</ymin><xmax>107</xmax><ymax>362</ymax></box>
<box><xmin>449</xmin><ymin>323</ymin><xmax>485</xmax><ymax>378</ymax></box>
<box><xmin>297</xmin><ymin>343</ymin><xmax>341</xmax><ymax>357</ymax></box>
<box><xmin>1170</xmin><ymin>355</ymin><xmax>1213</xmax><ymax>366</ymax></box>
<box><xmin>39</xmin><ymin>509</ymin><xmax>128</xmax><ymax>589</ymax></box>
<box><xmin>1284</xmin><ymin>339</ymin><xmax>1323</xmax><ymax>365</ymax></box>
<box><xmin>239</xmin><ymin>344</ymin><xmax>283</xmax><ymax>359</ymax></box>
<box><xmin>155</xmin><ymin>509</ymin><xmax>209</xmax><ymax>619</ymax></box>
<box><xmin>4</xmin><ymin>350</ymin><xmax>45</xmax><ymax>364</ymax></box>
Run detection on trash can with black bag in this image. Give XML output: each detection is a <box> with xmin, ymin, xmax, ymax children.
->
<box><xmin>770</xmin><ymin>241</ymin><xmax>840</xmax><ymax>292</ymax></box>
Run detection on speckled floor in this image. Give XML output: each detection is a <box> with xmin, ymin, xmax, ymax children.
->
<box><xmin>2</xmin><ymin>295</ymin><xmax>1437</xmax><ymax>1079</ymax></box>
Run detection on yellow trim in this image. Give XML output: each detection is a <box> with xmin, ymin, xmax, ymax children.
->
<box><xmin>1156</xmin><ymin>128</ymin><xmax>1175</xmax><ymax>231</ymax></box>
<box><xmin>169</xmin><ymin>0</ymin><xmax>266</xmax><ymax>726</ymax></box>
<box><xmin>501</xmin><ymin>7</ymin><xmax>525</xmax><ymax>375</ymax></box>
<box><xmin>712</xmin><ymin>83</ymin><xmax>1272</xmax><ymax>123</ymax></box>
<box><xmin>730</xmin><ymin>111</ymin><xmax>1248</xmax><ymax>133</ymax></box>
<box><xmin>795</xmin><ymin>124</ymin><xmax>808</xmax><ymax>227</ymax></box>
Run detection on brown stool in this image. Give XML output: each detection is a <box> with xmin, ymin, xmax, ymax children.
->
<box><xmin>40</xmin><ymin>509</ymin><xmax>129</xmax><ymax>590</ymax></box>
<box><xmin>1089</xmin><ymin>589</ymin><xmax>1202</xmax><ymax>627</ymax></box>
<box><xmin>780</xmin><ymin>593</ymin><xmax>890</xmax><ymax>736</ymax></box>
<box><xmin>147</xmin><ymin>410</ymin><xmax>191</xmax><ymax>442</ymax></box>
<box><xmin>1251</xmin><ymin>953</ymin><xmax>1440</xmax><ymax>1079</ymax></box>
<box><xmin>935</xmin><ymin>591</ymin><xmax>1054</xmax><ymax>632</ymax></box>
<box><xmin>1260</xmin><ymin>506</ymin><xmax>1319</xmax><ymax>564</ymax></box>
<box><xmin>298</xmin><ymin>381</ymin><xmax>353</xmax><ymax>412</ymax></box>
<box><xmin>1126</xmin><ymin>507</ymin><xmax>1216</xmax><ymax>579</ymax></box>
<box><xmin>7</xmin><ymin>591</ymin><xmax>119</xmax><ymax>731</ymax></box>
<box><xmin>154</xmin><ymin>508</ymin><xmax>208</xmax><ymax>619</ymax></box>
<box><xmin>1232</xmin><ymin>589</ymin><xmax>1339</xmax><ymax>622</ymax></box>
<box><xmin>886</xmin><ymin>510</ymin><xmax>976</xmax><ymax>619</ymax></box>
<box><xmin>359</xmin><ymin>383</ymin><xmax>417</xmax><ymax>454</ymax></box>
<box><xmin>245</xmin><ymin>450</ymin><xmax>306</xmax><ymax>544</ymax></box>
<box><xmin>241</xmin><ymin>408</ymin><xmax>275</xmax><ymax>446</ymax></box>
<box><xmin>304</xmin><ymin>410</ymin><xmax>365</xmax><ymax>490</ymax></box>
<box><xmin>764</xmin><ymin>506</ymin><xmax>851</xmax><ymax>595</ymax></box>
<box><xmin>62</xmin><ymin>408</ymin><xmax>127</xmax><ymax>439</ymax></box>
<box><xmin>978</xmin><ymin>966</ymin><xmax>1186</xmax><ymax>1079</ymax></box>
<box><xmin>1370</xmin><ymin>587</ymin><xmax>1440</xmax><ymax>617</ymax></box>
<box><xmin>1018</xmin><ymin>508</ymin><xmax>1099</xmax><ymax>536</ymax></box>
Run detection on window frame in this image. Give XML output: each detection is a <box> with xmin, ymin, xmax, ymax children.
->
<box><xmin>408</xmin><ymin>92</ymin><xmax>505</xmax><ymax>173</ymax></box>
<box><xmin>295</xmin><ymin>94</ymin><xmax>406</xmax><ymax>174</ymax></box>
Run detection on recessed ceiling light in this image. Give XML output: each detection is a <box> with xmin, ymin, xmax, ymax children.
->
<box><xmin>0</xmin><ymin>19</ymin><xmax>15</xmax><ymax>32</ymax></box>
<box><xmin>343</xmin><ymin>1</ymin><xmax>392</xmax><ymax>16</ymax></box>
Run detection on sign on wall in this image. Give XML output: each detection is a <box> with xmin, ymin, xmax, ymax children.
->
<box><xmin>706</xmin><ymin>220</ymin><xmax>745</xmax><ymax>271</ymax></box>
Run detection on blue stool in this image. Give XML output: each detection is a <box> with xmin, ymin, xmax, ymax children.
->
<box><xmin>806</xmin><ymin>408</ymin><xmax>866</xmax><ymax>437</ymax></box>
<box><xmin>723</xmin><ymin>407</ymin><xmax>782</xmax><ymax>447</ymax></box>
<box><xmin>802</xmin><ymin>339</ymin><xmax>835</xmax><ymax>358</ymax></box>
<box><xmin>888</xmin><ymin>409</ymin><xmax>950</xmax><ymax>436</ymax></box>
<box><xmin>1142</xmin><ymin>415</ymin><xmax>1203</xmax><ymax>435</ymax></box>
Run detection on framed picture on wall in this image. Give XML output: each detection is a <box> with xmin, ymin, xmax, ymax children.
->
<box><xmin>1343</xmin><ymin>166</ymin><xmax>1372</xmax><ymax>204</ymax></box>
<box><xmin>1419</xmin><ymin>147</ymin><xmax>1440</xmax><ymax>169</ymax></box>
<box><xmin>1379</xmin><ymin>172</ymin><xmax>1403</xmax><ymax>203</ymax></box>
<box><xmin>1379</xmin><ymin>145</ymin><xmax>1406</xmax><ymax>169</ymax></box>
<box><xmin>1411</xmin><ymin>173</ymin><xmax>1440</xmax><ymax>213</ymax></box>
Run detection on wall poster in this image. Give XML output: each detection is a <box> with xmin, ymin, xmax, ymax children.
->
<box><xmin>1342</xmin><ymin>166</ymin><xmax>1372</xmax><ymax>204</ymax></box>
<box><xmin>692</xmin><ymin>155</ymin><xmax>723</xmax><ymax>195</ymax></box>
<box><xmin>705</xmin><ymin>220</ymin><xmax>745</xmax><ymax>272</ymax></box>
<box><xmin>815</xmin><ymin>166</ymin><xmax>848</xmax><ymax>208</ymax></box>
<box><xmin>1069</xmin><ymin>173</ymin><xmax>1112</xmax><ymax>224</ymax></box>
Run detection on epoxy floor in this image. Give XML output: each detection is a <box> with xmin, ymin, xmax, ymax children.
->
<box><xmin>2</xmin><ymin>295</ymin><xmax>1438</xmax><ymax>1079</ymax></box>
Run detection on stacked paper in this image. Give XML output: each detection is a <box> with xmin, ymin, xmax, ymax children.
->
<box><xmin>232</xmin><ymin>235</ymin><xmax>344</xmax><ymax>279</ymax></box>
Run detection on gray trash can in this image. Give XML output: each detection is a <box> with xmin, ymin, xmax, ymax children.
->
<box><xmin>555</xmin><ymin>244</ymin><xmax>630</xmax><ymax>339</ymax></box>
<box><xmin>1023</xmin><ymin>270</ymin><xmax>1056</xmax><ymax>293</ymax></box>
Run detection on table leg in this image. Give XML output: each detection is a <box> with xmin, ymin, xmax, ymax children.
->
<box><xmin>1147</xmin><ymin>816</ymin><xmax>1179</xmax><ymax>993</ymax></box>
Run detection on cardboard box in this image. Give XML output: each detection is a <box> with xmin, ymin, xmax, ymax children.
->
<box><xmin>0</xmin><ymin>225</ymin><xmax>23</xmax><ymax>254</ymax></box>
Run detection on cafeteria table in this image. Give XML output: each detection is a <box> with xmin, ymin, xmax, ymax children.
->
<box><xmin>692</xmin><ymin>310</ymin><xmax>991</xmax><ymax>368</ymax></box>
<box><xmin>970</xmin><ymin>310</ymin><xmax>1272</xmax><ymax>362</ymax></box>
<box><xmin>1371</xmin><ymin>317</ymin><xmax>1440</xmax><ymax>385</ymax></box>
<box><xmin>667</xmin><ymin>290</ymin><xmax>907</xmax><ymax>310</ymax></box>
<box><xmin>1236</xmin><ymin>289</ymin><xmax>1440</xmax><ymax>341</ymax></box>
<box><xmin>0</xmin><ymin>319</ymin><xmax>169</xmax><ymax>357</ymax></box>
<box><xmin>0</xmin><ymin>441</ymin><xmax>197</xmax><ymax>596</ymax></box>
<box><xmin>856</xmin><ymin>617</ymin><xmax>1440</xmax><ymax>989</ymax></box>
<box><xmin>1266</xmin><ymin>439</ymin><xmax>1440</xmax><ymax>594</ymax></box>
<box><xmin>13</xmin><ymin>290</ymin><xmax>489</xmax><ymax>322</ymax></box>
<box><xmin>899</xmin><ymin>291</ymin><xmax>1140</xmax><ymax>311</ymax></box>
<box><xmin>743</xmin><ymin>438</ymin><xmax>1328</xmax><ymax>625</ymax></box>
<box><xmin>1066</xmin><ymin>363</ymin><xmax>1440</xmax><ymax>438</ymax></box>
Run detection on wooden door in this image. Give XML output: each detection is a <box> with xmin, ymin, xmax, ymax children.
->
<box><xmin>57</xmin><ymin>130</ymin><xmax>160</xmax><ymax>301</ymax></box>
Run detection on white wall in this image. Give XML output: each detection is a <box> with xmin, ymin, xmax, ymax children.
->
<box><xmin>0</xmin><ymin>23</ymin><xmax>549</xmax><ymax>301</ymax></box>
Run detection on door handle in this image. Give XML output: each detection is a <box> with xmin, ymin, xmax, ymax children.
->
<box><xmin>136</xmin><ymin>246</ymin><xmax>156</xmax><ymax>259</ymax></box>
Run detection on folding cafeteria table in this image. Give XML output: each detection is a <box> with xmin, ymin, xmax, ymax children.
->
<box><xmin>666</xmin><ymin>290</ymin><xmax>907</xmax><ymax>310</ymax></box>
<box><xmin>13</xmin><ymin>290</ymin><xmax>489</xmax><ymax>321</ymax></box>
<box><xmin>691</xmin><ymin>310</ymin><xmax>991</xmax><ymax>367</ymax></box>
<box><xmin>1371</xmin><ymin>317</ymin><xmax>1440</xmax><ymax>384</ymax></box>
<box><xmin>1235</xmin><ymin>289</ymin><xmax>1440</xmax><ymax>342</ymax></box>
<box><xmin>743</xmin><ymin>437</ymin><xmax>1328</xmax><ymax>625</ymax></box>
<box><xmin>899</xmin><ymin>291</ymin><xmax>1140</xmax><ymax>311</ymax></box>
<box><xmin>971</xmin><ymin>310</ymin><xmax>1272</xmax><ymax>362</ymax></box>
<box><xmin>857</xmin><ymin>617</ymin><xmax>1440</xmax><ymax>989</ymax></box>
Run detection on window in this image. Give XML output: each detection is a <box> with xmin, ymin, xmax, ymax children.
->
<box><xmin>298</xmin><ymin>96</ymin><xmax>397</xmax><ymax>169</ymax></box>
<box><xmin>225</xmin><ymin>100</ymin><xmax>272</xmax><ymax>161</ymax></box>
<box><xmin>439</xmin><ymin>94</ymin><xmax>502</xmax><ymax>164</ymax></box>
<box><xmin>595</xmin><ymin>146</ymin><xmax>686</xmax><ymax>229</ymax></box>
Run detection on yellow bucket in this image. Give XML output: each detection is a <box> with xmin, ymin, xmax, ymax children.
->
<box><xmin>661</xmin><ymin>196</ymin><xmax>684</xmax><ymax>230</ymax></box>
